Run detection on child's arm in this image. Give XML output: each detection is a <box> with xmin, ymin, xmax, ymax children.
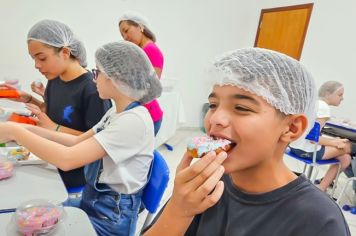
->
<box><xmin>319</xmin><ymin>136</ymin><xmax>349</xmax><ymax>149</ymax></box>
<box><xmin>0</xmin><ymin>84</ymin><xmax>45</xmax><ymax>109</ymax></box>
<box><xmin>316</xmin><ymin>117</ymin><xmax>350</xmax><ymax>149</ymax></box>
<box><xmin>144</xmin><ymin>151</ymin><xmax>227</xmax><ymax>236</ymax></box>
<box><xmin>317</xmin><ymin>118</ymin><xmax>328</xmax><ymax>129</ymax></box>
<box><xmin>22</xmin><ymin>123</ymin><xmax>93</xmax><ymax>146</ymax></box>
<box><xmin>0</xmin><ymin>122</ymin><xmax>103</xmax><ymax>171</ymax></box>
<box><xmin>25</xmin><ymin>95</ymin><xmax>45</xmax><ymax>109</ymax></box>
<box><xmin>25</xmin><ymin>103</ymin><xmax>83</xmax><ymax>135</ymax></box>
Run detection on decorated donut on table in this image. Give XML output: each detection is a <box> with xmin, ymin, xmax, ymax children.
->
<box><xmin>8</xmin><ymin>147</ymin><xmax>30</xmax><ymax>161</ymax></box>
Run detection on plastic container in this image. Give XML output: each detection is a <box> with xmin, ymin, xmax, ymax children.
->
<box><xmin>0</xmin><ymin>89</ymin><xmax>20</xmax><ymax>98</ymax></box>
<box><xmin>3</xmin><ymin>78</ymin><xmax>21</xmax><ymax>90</ymax></box>
<box><xmin>8</xmin><ymin>113</ymin><xmax>36</xmax><ymax>125</ymax></box>
<box><xmin>34</xmin><ymin>79</ymin><xmax>42</xmax><ymax>87</ymax></box>
<box><xmin>0</xmin><ymin>143</ymin><xmax>10</xmax><ymax>157</ymax></box>
<box><xmin>0</xmin><ymin>108</ymin><xmax>11</xmax><ymax>122</ymax></box>
<box><xmin>0</xmin><ymin>157</ymin><xmax>14</xmax><ymax>180</ymax></box>
<box><xmin>10</xmin><ymin>199</ymin><xmax>65</xmax><ymax>236</ymax></box>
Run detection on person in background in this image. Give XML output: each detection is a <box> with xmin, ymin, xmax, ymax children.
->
<box><xmin>144</xmin><ymin>48</ymin><xmax>350</xmax><ymax>236</ymax></box>
<box><xmin>0</xmin><ymin>41</ymin><xmax>162</xmax><ymax>236</ymax></box>
<box><xmin>2</xmin><ymin>19</ymin><xmax>112</xmax><ymax>196</ymax></box>
<box><xmin>290</xmin><ymin>81</ymin><xmax>353</xmax><ymax>191</ymax></box>
<box><xmin>119</xmin><ymin>11</ymin><xmax>163</xmax><ymax>135</ymax></box>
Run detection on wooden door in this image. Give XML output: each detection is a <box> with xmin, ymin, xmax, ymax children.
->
<box><xmin>254</xmin><ymin>3</ymin><xmax>313</xmax><ymax>60</ymax></box>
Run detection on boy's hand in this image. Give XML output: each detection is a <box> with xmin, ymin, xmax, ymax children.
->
<box><xmin>332</xmin><ymin>138</ymin><xmax>349</xmax><ymax>149</ymax></box>
<box><xmin>25</xmin><ymin>103</ymin><xmax>56</xmax><ymax>130</ymax></box>
<box><xmin>168</xmin><ymin>151</ymin><xmax>227</xmax><ymax>218</ymax></box>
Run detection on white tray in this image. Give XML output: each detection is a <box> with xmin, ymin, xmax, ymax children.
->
<box><xmin>0</xmin><ymin>146</ymin><xmax>46</xmax><ymax>165</ymax></box>
<box><xmin>16</xmin><ymin>153</ymin><xmax>46</xmax><ymax>165</ymax></box>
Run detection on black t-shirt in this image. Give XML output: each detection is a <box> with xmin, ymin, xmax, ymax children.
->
<box><xmin>45</xmin><ymin>72</ymin><xmax>112</xmax><ymax>188</ymax></box>
<box><xmin>184</xmin><ymin>174</ymin><xmax>350</xmax><ymax>236</ymax></box>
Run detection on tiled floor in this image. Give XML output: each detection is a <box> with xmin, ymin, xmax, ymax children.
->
<box><xmin>136</xmin><ymin>127</ymin><xmax>356</xmax><ymax>235</ymax></box>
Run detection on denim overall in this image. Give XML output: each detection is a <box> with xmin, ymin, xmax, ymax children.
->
<box><xmin>80</xmin><ymin>102</ymin><xmax>143</xmax><ymax>236</ymax></box>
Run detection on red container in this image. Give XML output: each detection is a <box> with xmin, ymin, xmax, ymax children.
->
<box><xmin>0</xmin><ymin>89</ymin><xmax>20</xmax><ymax>98</ymax></box>
<box><xmin>8</xmin><ymin>113</ymin><xmax>36</xmax><ymax>125</ymax></box>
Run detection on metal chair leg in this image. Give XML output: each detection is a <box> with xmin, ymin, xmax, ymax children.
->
<box><xmin>306</xmin><ymin>165</ymin><xmax>315</xmax><ymax>179</ymax></box>
<box><xmin>336</xmin><ymin>177</ymin><xmax>356</xmax><ymax>205</ymax></box>
<box><xmin>330</xmin><ymin>164</ymin><xmax>342</xmax><ymax>198</ymax></box>
<box><xmin>302</xmin><ymin>164</ymin><xmax>307</xmax><ymax>174</ymax></box>
<box><xmin>311</xmin><ymin>166</ymin><xmax>319</xmax><ymax>184</ymax></box>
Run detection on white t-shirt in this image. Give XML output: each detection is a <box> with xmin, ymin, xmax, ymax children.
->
<box><xmin>289</xmin><ymin>100</ymin><xmax>329</xmax><ymax>152</ymax></box>
<box><xmin>92</xmin><ymin>106</ymin><xmax>154</xmax><ymax>194</ymax></box>
<box><xmin>317</xmin><ymin>100</ymin><xmax>331</xmax><ymax>119</ymax></box>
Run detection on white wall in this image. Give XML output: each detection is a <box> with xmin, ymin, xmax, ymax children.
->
<box><xmin>0</xmin><ymin>0</ymin><xmax>355</xmax><ymax>126</ymax></box>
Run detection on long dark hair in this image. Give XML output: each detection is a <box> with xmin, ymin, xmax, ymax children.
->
<box><xmin>122</xmin><ymin>20</ymin><xmax>156</xmax><ymax>42</ymax></box>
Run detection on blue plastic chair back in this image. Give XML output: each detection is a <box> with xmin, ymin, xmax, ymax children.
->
<box><xmin>142</xmin><ymin>150</ymin><xmax>170</xmax><ymax>214</ymax></box>
<box><xmin>305</xmin><ymin>122</ymin><xmax>321</xmax><ymax>142</ymax></box>
<box><xmin>67</xmin><ymin>186</ymin><xmax>84</xmax><ymax>194</ymax></box>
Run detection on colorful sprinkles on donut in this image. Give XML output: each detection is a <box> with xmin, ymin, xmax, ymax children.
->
<box><xmin>187</xmin><ymin>136</ymin><xmax>233</xmax><ymax>158</ymax></box>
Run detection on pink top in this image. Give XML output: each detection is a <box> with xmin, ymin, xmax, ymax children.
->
<box><xmin>143</xmin><ymin>42</ymin><xmax>164</xmax><ymax>71</ymax></box>
<box><xmin>143</xmin><ymin>42</ymin><xmax>164</xmax><ymax>122</ymax></box>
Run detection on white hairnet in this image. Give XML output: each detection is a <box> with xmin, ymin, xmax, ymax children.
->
<box><xmin>27</xmin><ymin>19</ymin><xmax>87</xmax><ymax>67</ymax></box>
<box><xmin>95</xmin><ymin>41</ymin><xmax>162</xmax><ymax>104</ymax></box>
<box><xmin>208</xmin><ymin>47</ymin><xmax>317</xmax><ymax>144</ymax></box>
<box><xmin>119</xmin><ymin>10</ymin><xmax>150</xmax><ymax>29</ymax></box>
<box><xmin>118</xmin><ymin>11</ymin><xmax>157</xmax><ymax>42</ymax></box>
<box><xmin>318</xmin><ymin>81</ymin><xmax>343</xmax><ymax>98</ymax></box>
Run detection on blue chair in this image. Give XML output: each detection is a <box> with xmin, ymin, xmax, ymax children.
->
<box><xmin>285</xmin><ymin>122</ymin><xmax>341</xmax><ymax>196</ymax></box>
<box><xmin>141</xmin><ymin>150</ymin><xmax>170</xmax><ymax>229</ymax></box>
<box><xmin>62</xmin><ymin>186</ymin><xmax>84</xmax><ymax>207</ymax></box>
<box><xmin>67</xmin><ymin>186</ymin><xmax>84</xmax><ymax>196</ymax></box>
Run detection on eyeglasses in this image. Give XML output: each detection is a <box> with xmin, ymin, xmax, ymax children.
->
<box><xmin>91</xmin><ymin>68</ymin><xmax>100</xmax><ymax>81</ymax></box>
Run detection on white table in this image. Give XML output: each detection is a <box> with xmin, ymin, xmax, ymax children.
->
<box><xmin>155</xmin><ymin>91</ymin><xmax>186</xmax><ymax>148</ymax></box>
<box><xmin>0</xmin><ymin>207</ymin><xmax>96</xmax><ymax>235</ymax></box>
<box><xmin>0</xmin><ymin>164</ymin><xmax>68</xmax><ymax>210</ymax></box>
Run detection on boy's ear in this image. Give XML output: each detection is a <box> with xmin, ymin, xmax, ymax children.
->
<box><xmin>280</xmin><ymin>114</ymin><xmax>308</xmax><ymax>143</ymax></box>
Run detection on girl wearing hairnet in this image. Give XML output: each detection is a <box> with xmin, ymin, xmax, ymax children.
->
<box><xmin>0</xmin><ymin>41</ymin><xmax>162</xmax><ymax>236</ymax></box>
<box><xmin>290</xmin><ymin>81</ymin><xmax>353</xmax><ymax>191</ymax></box>
<box><xmin>26</xmin><ymin>19</ymin><xmax>111</xmax><ymax>135</ymax></box>
<box><xmin>2</xmin><ymin>20</ymin><xmax>112</xmax><ymax>196</ymax></box>
<box><xmin>144</xmin><ymin>48</ymin><xmax>350</xmax><ymax>236</ymax></box>
<box><xmin>119</xmin><ymin>11</ymin><xmax>164</xmax><ymax>135</ymax></box>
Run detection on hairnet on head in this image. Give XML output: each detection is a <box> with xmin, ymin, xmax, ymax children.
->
<box><xmin>119</xmin><ymin>10</ymin><xmax>149</xmax><ymax>27</ymax></box>
<box><xmin>27</xmin><ymin>19</ymin><xmax>87</xmax><ymax>67</ymax></box>
<box><xmin>207</xmin><ymin>47</ymin><xmax>317</xmax><ymax>144</ymax></box>
<box><xmin>95</xmin><ymin>41</ymin><xmax>162</xmax><ymax>104</ymax></box>
<box><xmin>318</xmin><ymin>81</ymin><xmax>343</xmax><ymax>99</ymax></box>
